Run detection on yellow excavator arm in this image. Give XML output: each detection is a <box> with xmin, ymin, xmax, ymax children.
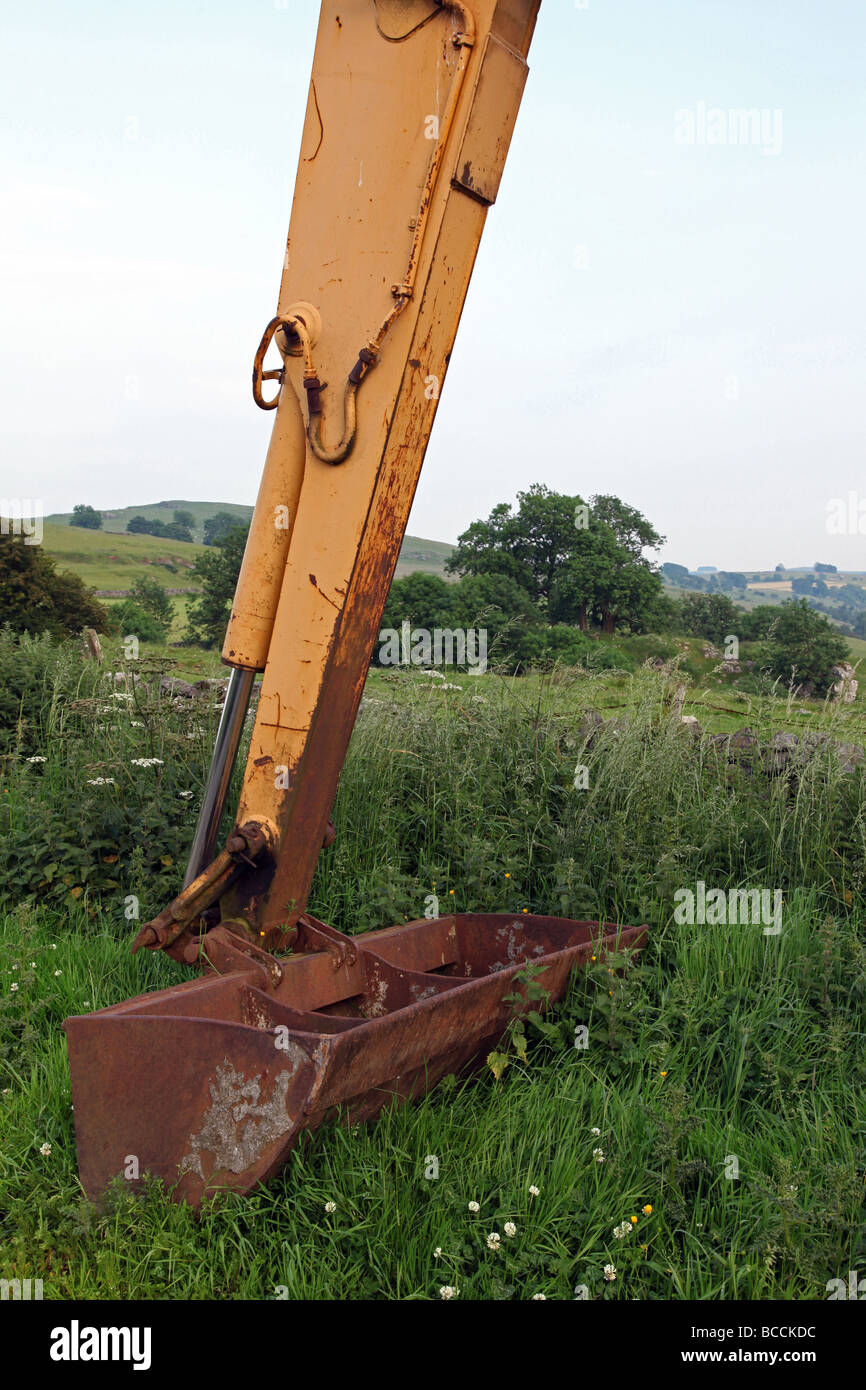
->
<box><xmin>65</xmin><ymin>0</ymin><xmax>647</xmax><ymax>1208</ymax></box>
<box><xmin>135</xmin><ymin>0</ymin><xmax>540</xmax><ymax>957</ymax></box>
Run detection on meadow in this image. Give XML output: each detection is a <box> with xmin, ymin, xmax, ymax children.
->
<box><xmin>39</xmin><ymin>517</ymin><xmax>454</xmax><ymax>602</ymax></box>
<box><xmin>0</xmin><ymin>636</ymin><xmax>864</xmax><ymax>1299</ymax></box>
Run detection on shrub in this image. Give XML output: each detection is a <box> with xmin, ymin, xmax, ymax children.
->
<box><xmin>109</xmin><ymin>601</ymin><xmax>167</xmax><ymax>645</ymax></box>
<box><xmin>0</xmin><ymin>533</ymin><xmax>108</xmax><ymax>639</ymax></box>
<box><xmin>761</xmin><ymin>599</ymin><xmax>850</xmax><ymax>696</ymax></box>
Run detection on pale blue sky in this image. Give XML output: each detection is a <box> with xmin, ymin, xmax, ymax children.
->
<box><xmin>2</xmin><ymin>0</ymin><xmax>864</xmax><ymax>568</ymax></box>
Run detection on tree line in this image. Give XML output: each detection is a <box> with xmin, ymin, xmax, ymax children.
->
<box><xmin>69</xmin><ymin>505</ymin><xmax>245</xmax><ymax>546</ymax></box>
<box><xmin>3</xmin><ymin>484</ymin><xmax>854</xmax><ymax>695</ymax></box>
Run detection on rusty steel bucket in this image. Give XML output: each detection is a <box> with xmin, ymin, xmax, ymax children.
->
<box><xmin>64</xmin><ymin>913</ymin><xmax>646</xmax><ymax>1207</ymax></box>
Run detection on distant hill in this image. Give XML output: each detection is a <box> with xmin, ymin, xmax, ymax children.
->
<box><xmin>38</xmin><ymin>522</ymin><xmax>207</xmax><ymax>595</ymax></box>
<box><xmin>41</xmin><ymin>502</ymin><xmax>455</xmax><ymax>591</ymax></box>
<box><xmin>393</xmin><ymin>535</ymin><xmax>456</xmax><ymax>580</ymax></box>
<box><xmin>46</xmin><ymin>500</ymin><xmax>253</xmax><ymax>546</ymax></box>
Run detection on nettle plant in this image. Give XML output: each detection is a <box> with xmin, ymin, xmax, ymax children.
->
<box><xmin>487</xmin><ymin>961</ymin><xmax>553</xmax><ymax>1080</ymax></box>
<box><xmin>487</xmin><ymin>946</ymin><xmax>649</xmax><ymax>1082</ymax></box>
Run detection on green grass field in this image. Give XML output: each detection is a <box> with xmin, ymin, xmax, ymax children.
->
<box><xmin>0</xmin><ymin>653</ymin><xmax>863</xmax><ymax>1299</ymax></box>
<box><xmin>45</xmin><ymin>501</ymin><xmax>254</xmax><ymax>546</ymax></box>
<box><xmin>38</xmin><ymin>522</ymin><xmax>206</xmax><ymax>594</ymax></box>
<box><xmin>39</xmin><ymin>517</ymin><xmax>454</xmax><ymax>609</ymax></box>
<box><xmin>1</xmin><ymin>896</ymin><xmax>860</xmax><ymax>1299</ymax></box>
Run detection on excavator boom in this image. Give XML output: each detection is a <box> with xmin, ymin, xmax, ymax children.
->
<box><xmin>64</xmin><ymin>0</ymin><xmax>647</xmax><ymax>1207</ymax></box>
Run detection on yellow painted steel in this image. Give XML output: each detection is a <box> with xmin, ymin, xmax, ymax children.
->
<box><xmin>213</xmin><ymin>0</ymin><xmax>540</xmax><ymax>937</ymax></box>
<box><xmin>222</xmin><ymin>381</ymin><xmax>307</xmax><ymax>672</ymax></box>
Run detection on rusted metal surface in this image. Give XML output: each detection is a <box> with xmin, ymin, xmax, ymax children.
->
<box><xmin>65</xmin><ymin>913</ymin><xmax>646</xmax><ymax>1207</ymax></box>
<box><xmin>251</xmin><ymin>315</ymin><xmax>286</xmax><ymax>410</ymax></box>
<box><xmin>131</xmin><ymin>821</ymin><xmax>273</xmax><ymax>961</ymax></box>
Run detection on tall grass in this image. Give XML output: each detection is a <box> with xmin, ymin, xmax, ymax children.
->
<box><xmin>0</xmin><ymin>643</ymin><xmax>864</xmax><ymax>1299</ymax></box>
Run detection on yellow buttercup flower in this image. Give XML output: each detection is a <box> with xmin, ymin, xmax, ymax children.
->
<box><xmin>643</xmin><ymin>1204</ymin><xmax>653</xmax><ymax>1215</ymax></box>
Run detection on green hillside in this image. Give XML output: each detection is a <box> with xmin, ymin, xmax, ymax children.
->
<box><xmin>393</xmin><ymin>535</ymin><xmax>455</xmax><ymax>579</ymax></box>
<box><xmin>46</xmin><ymin>500</ymin><xmax>253</xmax><ymax>546</ymax></box>
<box><xmin>39</xmin><ymin>522</ymin><xmax>206</xmax><ymax>594</ymax></box>
<box><xmin>41</xmin><ymin>504</ymin><xmax>455</xmax><ymax>592</ymax></box>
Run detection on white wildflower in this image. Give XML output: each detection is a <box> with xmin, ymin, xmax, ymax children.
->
<box><xmin>613</xmin><ymin>1221</ymin><xmax>631</xmax><ymax>1239</ymax></box>
<box><xmin>504</xmin><ymin>1222</ymin><xmax>517</xmax><ymax>1238</ymax></box>
<box><xmin>603</xmin><ymin>1263</ymin><xmax>617</xmax><ymax>1282</ymax></box>
<box><xmin>54</xmin><ymin>970</ymin><xmax>62</xmax><ymax>977</ymax></box>
<box><xmin>468</xmin><ymin>1200</ymin><xmax>480</xmax><ymax>1213</ymax></box>
<box><xmin>433</xmin><ymin>1247</ymin><xmax>442</xmax><ymax>1258</ymax></box>
<box><xmin>593</xmin><ymin>1148</ymin><xmax>605</xmax><ymax>1163</ymax></box>
<box><xmin>179</xmin><ymin>791</ymin><xmax>194</xmax><ymax>799</ymax></box>
<box><xmin>25</xmin><ymin>756</ymin><xmax>46</xmax><ymax>763</ymax></box>
<box><xmin>590</xmin><ymin>1127</ymin><xmax>601</xmax><ymax>1136</ymax></box>
<box><xmin>532</xmin><ymin>1293</ymin><xmax>546</xmax><ymax>1300</ymax></box>
<box><xmin>87</xmin><ymin>777</ymin><xmax>115</xmax><ymax>786</ymax></box>
<box><xmin>486</xmin><ymin>1232</ymin><xmax>501</xmax><ymax>1251</ymax></box>
<box><xmin>324</xmin><ymin>1200</ymin><xmax>336</xmax><ymax>1214</ymax></box>
<box><xmin>130</xmin><ymin>757</ymin><xmax>163</xmax><ymax>767</ymax></box>
<box><xmin>39</xmin><ymin>1142</ymin><xmax>52</xmax><ymax>1157</ymax></box>
<box><xmin>439</xmin><ymin>1285</ymin><xmax>459</xmax><ymax>1300</ymax></box>
<box><xmin>10</xmin><ymin>983</ymin><xmax>18</xmax><ymax>992</ymax></box>
<box><xmin>529</xmin><ymin>1184</ymin><xmax>540</xmax><ymax>1197</ymax></box>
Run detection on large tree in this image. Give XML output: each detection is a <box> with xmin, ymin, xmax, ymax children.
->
<box><xmin>445</xmin><ymin>484</ymin><xmax>579</xmax><ymax>609</ymax></box>
<box><xmin>590</xmin><ymin>494</ymin><xmax>664</xmax><ymax>558</ymax></box>
<box><xmin>448</xmin><ymin>485</ymin><xmax>665</xmax><ymax>635</ymax></box>
<box><xmin>0</xmin><ymin>533</ymin><xmax>108</xmax><ymax>637</ymax></box>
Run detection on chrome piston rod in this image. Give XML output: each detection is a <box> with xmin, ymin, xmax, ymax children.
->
<box><xmin>183</xmin><ymin>666</ymin><xmax>256</xmax><ymax>888</ymax></box>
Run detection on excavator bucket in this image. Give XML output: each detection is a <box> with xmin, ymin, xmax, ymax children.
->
<box><xmin>66</xmin><ymin>914</ymin><xmax>646</xmax><ymax>1206</ymax></box>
